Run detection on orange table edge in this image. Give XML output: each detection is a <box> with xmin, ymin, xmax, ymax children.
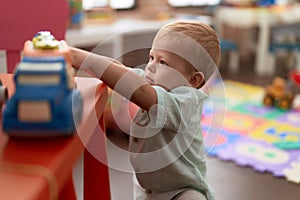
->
<box><xmin>0</xmin><ymin>74</ymin><xmax>110</xmax><ymax>200</ymax></box>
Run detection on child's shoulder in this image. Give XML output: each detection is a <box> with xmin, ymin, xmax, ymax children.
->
<box><xmin>172</xmin><ymin>86</ymin><xmax>207</xmax><ymax>99</ymax></box>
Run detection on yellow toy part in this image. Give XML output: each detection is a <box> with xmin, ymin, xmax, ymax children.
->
<box><xmin>32</xmin><ymin>31</ymin><xmax>59</xmax><ymax>50</ymax></box>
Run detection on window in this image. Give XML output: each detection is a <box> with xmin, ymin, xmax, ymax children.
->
<box><xmin>83</xmin><ymin>0</ymin><xmax>135</xmax><ymax>10</ymax></box>
<box><xmin>110</xmin><ymin>0</ymin><xmax>135</xmax><ymax>9</ymax></box>
<box><xmin>168</xmin><ymin>0</ymin><xmax>221</xmax><ymax>7</ymax></box>
<box><xmin>83</xmin><ymin>0</ymin><xmax>108</xmax><ymax>10</ymax></box>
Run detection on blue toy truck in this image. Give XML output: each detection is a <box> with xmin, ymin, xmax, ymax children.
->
<box><xmin>2</xmin><ymin>56</ymin><xmax>83</xmax><ymax>137</ymax></box>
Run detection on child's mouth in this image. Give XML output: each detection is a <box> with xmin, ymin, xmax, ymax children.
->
<box><xmin>146</xmin><ymin>76</ymin><xmax>154</xmax><ymax>84</ymax></box>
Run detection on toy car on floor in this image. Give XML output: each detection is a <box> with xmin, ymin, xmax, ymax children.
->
<box><xmin>262</xmin><ymin>76</ymin><xmax>295</xmax><ymax>110</ymax></box>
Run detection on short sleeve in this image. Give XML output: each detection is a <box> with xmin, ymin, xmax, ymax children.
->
<box><xmin>149</xmin><ymin>86</ymin><xmax>207</xmax><ymax>132</ymax></box>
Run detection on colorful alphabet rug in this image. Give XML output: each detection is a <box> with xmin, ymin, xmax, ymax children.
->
<box><xmin>202</xmin><ymin>80</ymin><xmax>300</xmax><ymax>184</ymax></box>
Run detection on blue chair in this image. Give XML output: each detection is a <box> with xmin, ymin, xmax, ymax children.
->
<box><xmin>268</xmin><ymin>24</ymin><xmax>300</xmax><ymax>74</ymax></box>
<box><xmin>269</xmin><ymin>43</ymin><xmax>300</xmax><ymax>52</ymax></box>
<box><xmin>220</xmin><ymin>39</ymin><xmax>240</xmax><ymax>73</ymax></box>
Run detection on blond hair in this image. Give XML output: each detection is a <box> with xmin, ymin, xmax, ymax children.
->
<box><xmin>161</xmin><ymin>21</ymin><xmax>221</xmax><ymax>67</ymax></box>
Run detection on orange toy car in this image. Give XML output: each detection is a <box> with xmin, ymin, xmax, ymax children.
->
<box><xmin>263</xmin><ymin>76</ymin><xmax>295</xmax><ymax>110</ymax></box>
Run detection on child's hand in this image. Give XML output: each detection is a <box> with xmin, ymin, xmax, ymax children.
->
<box><xmin>69</xmin><ymin>47</ymin><xmax>87</xmax><ymax>69</ymax></box>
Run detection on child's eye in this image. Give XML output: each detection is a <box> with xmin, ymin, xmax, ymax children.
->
<box><xmin>159</xmin><ymin>60</ymin><xmax>168</xmax><ymax>65</ymax></box>
<box><xmin>148</xmin><ymin>55</ymin><xmax>154</xmax><ymax>61</ymax></box>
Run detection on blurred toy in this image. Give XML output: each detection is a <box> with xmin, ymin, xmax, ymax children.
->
<box><xmin>291</xmin><ymin>70</ymin><xmax>300</xmax><ymax>86</ymax></box>
<box><xmin>2</xmin><ymin>31</ymin><xmax>83</xmax><ymax>137</ymax></box>
<box><xmin>263</xmin><ymin>76</ymin><xmax>295</xmax><ymax>110</ymax></box>
<box><xmin>68</xmin><ymin>0</ymin><xmax>83</xmax><ymax>28</ymax></box>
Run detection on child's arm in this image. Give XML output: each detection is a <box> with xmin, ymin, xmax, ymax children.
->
<box><xmin>70</xmin><ymin>47</ymin><xmax>157</xmax><ymax>111</ymax></box>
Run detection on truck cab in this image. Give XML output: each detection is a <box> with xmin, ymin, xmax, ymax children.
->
<box><xmin>3</xmin><ymin>56</ymin><xmax>83</xmax><ymax>137</ymax></box>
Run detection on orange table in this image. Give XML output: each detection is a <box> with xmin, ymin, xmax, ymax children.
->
<box><xmin>0</xmin><ymin>74</ymin><xmax>110</xmax><ymax>200</ymax></box>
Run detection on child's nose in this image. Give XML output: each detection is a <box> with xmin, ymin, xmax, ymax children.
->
<box><xmin>147</xmin><ymin>63</ymin><xmax>156</xmax><ymax>73</ymax></box>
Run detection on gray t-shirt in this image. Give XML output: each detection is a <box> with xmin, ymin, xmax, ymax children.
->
<box><xmin>129</xmin><ymin>68</ymin><xmax>214</xmax><ymax>200</ymax></box>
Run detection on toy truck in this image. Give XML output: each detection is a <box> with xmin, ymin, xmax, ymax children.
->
<box><xmin>263</xmin><ymin>76</ymin><xmax>295</xmax><ymax>110</ymax></box>
<box><xmin>2</xmin><ymin>32</ymin><xmax>83</xmax><ymax>137</ymax></box>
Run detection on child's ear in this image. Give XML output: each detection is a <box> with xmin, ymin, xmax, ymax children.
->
<box><xmin>189</xmin><ymin>71</ymin><xmax>204</xmax><ymax>88</ymax></box>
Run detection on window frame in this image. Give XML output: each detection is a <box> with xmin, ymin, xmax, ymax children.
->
<box><xmin>167</xmin><ymin>0</ymin><xmax>221</xmax><ymax>8</ymax></box>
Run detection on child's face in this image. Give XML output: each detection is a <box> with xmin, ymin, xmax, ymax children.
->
<box><xmin>145</xmin><ymin>48</ymin><xmax>195</xmax><ymax>90</ymax></box>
